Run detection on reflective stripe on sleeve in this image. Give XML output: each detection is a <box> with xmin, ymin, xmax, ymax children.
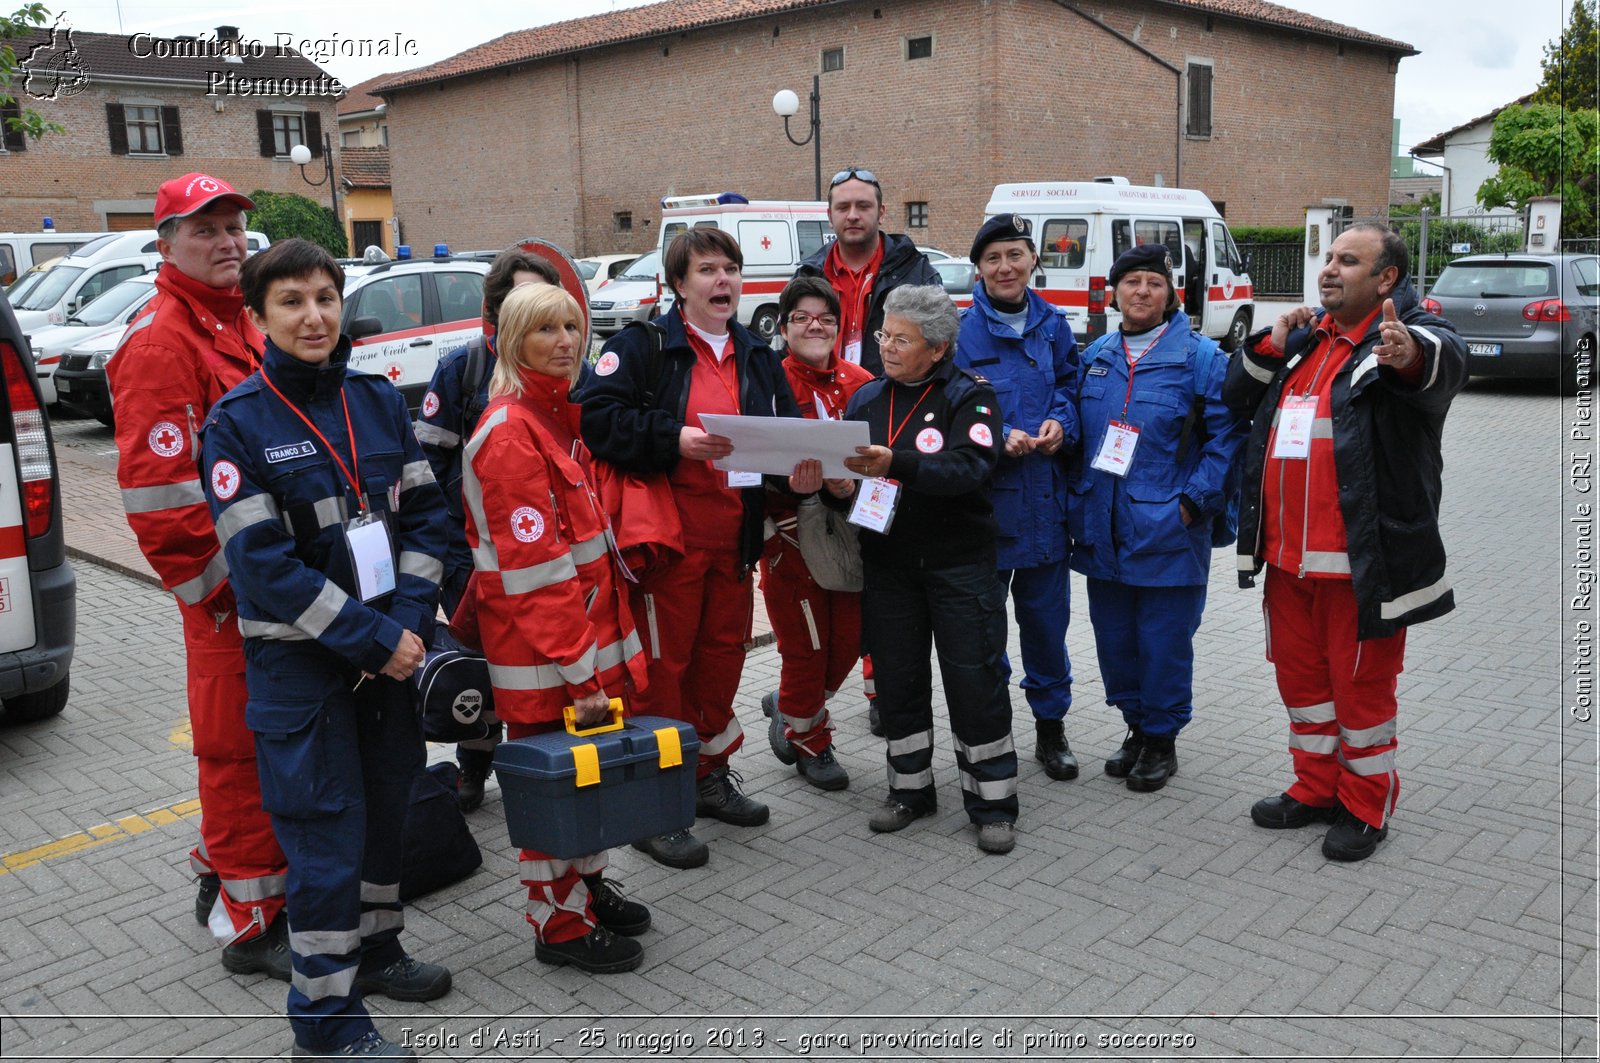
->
<box><xmin>412</xmin><ymin>421</ymin><xmax>460</xmax><ymax>448</ymax></box>
<box><xmin>214</xmin><ymin>493</ymin><xmax>281</xmax><ymax>549</ymax></box>
<box><xmin>282</xmin><ymin>495</ymin><xmax>348</xmax><ymax>539</ymax></box>
<box><xmin>1300</xmin><ymin>551</ymin><xmax>1351</xmax><ymax>575</ymax></box>
<box><xmin>294</xmin><ymin>580</ymin><xmax>351</xmax><ymax>639</ymax></box>
<box><xmin>488</xmin><ymin>632</ymin><xmax>641</xmax><ymax>691</ymax></box>
<box><xmin>501</xmin><ymin>554</ymin><xmax>579</xmax><ymax>596</ymax></box>
<box><xmin>122</xmin><ymin>478</ymin><xmax>205</xmax><ymax>515</ymax></box>
<box><xmin>397</xmin><ymin>550</ymin><xmax>444</xmax><ymax>585</ymax></box>
<box><xmin>1242</xmin><ymin>353</ymin><xmax>1277</xmax><ymax>383</ymax></box>
<box><xmin>173</xmin><ymin>550</ymin><xmax>229</xmax><ymax>605</ymax></box>
<box><xmin>1380</xmin><ymin>574</ymin><xmax>1451</xmax><ymax>620</ymax></box>
<box><xmin>238</xmin><ymin>619</ymin><xmax>310</xmax><ymax>641</ymax></box>
<box><xmin>399</xmin><ymin>459</ymin><xmax>436</xmax><ymax>493</ymax></box>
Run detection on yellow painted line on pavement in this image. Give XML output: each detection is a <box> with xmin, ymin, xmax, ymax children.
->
<box><xmin>0</xmin><ymin>797</ymin><xmax>201</xmax><ymax>876</ymax></box>
<box><xmin>169</xmin><ymin>719</ymin><xmax>193</xmax><ymax>750</ymax></box>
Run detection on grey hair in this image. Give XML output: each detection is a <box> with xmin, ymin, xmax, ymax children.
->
<box><xmin>882</xmin><ymin>284</ymin><xmax>959</xmax><ymax>351</ymax></box>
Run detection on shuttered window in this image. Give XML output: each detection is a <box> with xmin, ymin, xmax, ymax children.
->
<box><xmin>0</xmin><ymin>102</ymin><xmax>25</xmax><ymax>153</ymax></box>
<box><xmin>1186</xmin><ymin>62</ymin><xmax>1213</xmax><ymax>138</ymax></box>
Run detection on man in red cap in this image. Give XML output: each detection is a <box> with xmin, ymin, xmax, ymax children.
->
<box><xmin>107</xmin><ymin>173</ymin><xmax>290</xmax><ymax>979</ymax></box>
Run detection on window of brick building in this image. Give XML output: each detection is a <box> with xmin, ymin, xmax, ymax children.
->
<box><xmin>906</xmin><ymin>201</ymin><xmax>928</xmax><ymax>229</ymax></box>
<box><xmin>615</xmin><ymin>211</ymin><xmax>633</xmax><ymax>233</ymax></box>
<box><xmin>272</xmin><ymin>112</ymin><xmax>306</xmax><ymax>157</ymax></box>
<box><xmin>106</xmin><ymin>103</ymin><xmax>182</xmax><ymax>156</ymax></box>
<box><xmin>1186</xmin><ymin>61</ymin><xmax>1213</xmax><ymax>138</ymax></box>
<box><xmin>0</xmin><ymin>102</ymin><xmax>24</xmax><ymax>152</ymax></box>
<box><xmin>906</xmin><ymin>35</ymin><xmax>933</xmax><ymax>60</ymax></box>
<box><xmin>821</xmin><ymin>47</ymin><xmax>844</xmax><ymax>72</ymax></box>
<box><xmin>255</xmin><ymin>109</ymin><xmax>321</xmax><ymax>159</ymax></box>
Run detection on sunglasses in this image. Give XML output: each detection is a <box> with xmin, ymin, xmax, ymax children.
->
<box><xmin>829</xmin><ymin>167</ymin><xmax>880</xmax><ymax>189</ymax></box>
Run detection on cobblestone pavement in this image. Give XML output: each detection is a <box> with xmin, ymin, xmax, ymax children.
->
<box><xmin>0</xmin><ymin>378</ymin><xmax>1594</xmax><ymax>1062</ymax></box>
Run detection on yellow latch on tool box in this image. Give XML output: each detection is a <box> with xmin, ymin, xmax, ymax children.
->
<box><xmin>653</xmin><ymin>726</ymin><xmax>683</xmax><ymax>768</ymax></box>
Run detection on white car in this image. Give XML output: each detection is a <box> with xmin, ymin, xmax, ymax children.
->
<box><xmin>577</xmin><ymin>254</ymin><xmax>640</xmax><ymax>298</ymax></box>
<box><xmin>588</xmin><ymin>251</ymin><xmax>663</xmax><ymax>335</ymax></box>
<box><xmin>341</xmin><ymin>256</ymin><xmax>490</xmax><ymax>410</ymax></box>
<box><xmin>26</xmin><ymin>274</ymin><xmax>156</xmax><ymax>405</ymax></box>
<box><xmin>918</xmin><ymin>245</ymin><xmax>954</xmax><ymax>261</ymax></box>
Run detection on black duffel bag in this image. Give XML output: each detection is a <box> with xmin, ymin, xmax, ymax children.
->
<box><xmin>399</xmin><ymin>762</ymin><xmax>483</xmax><ymax>901</ymax></box>
<box><xmin>412</xmin><ymin>648</ymin><xmax>498</xmax><ymax>743</ymax></box>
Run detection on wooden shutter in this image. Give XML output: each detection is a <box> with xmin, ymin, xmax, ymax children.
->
<box><xmin>256</xmin><ymin>109</ymin><xmax>276</xmax><ymax>157</ymax></box>
<box><xmin>304</xmin><ymin>110</ymin><xmax>323</xmax><ymax>155</ymax></box>
<box><xmin>107</xmin><ymin>103</ymin><xmax>129</xmax><ymax>155</ymax></box>
<box><xmin>1</xmin><ymin>103</ymin><xmax>25</xmax><ymax>153</ymax></box>
<box><xmin>160</xmin><ymin>105</ymin><xmax>183</xmax><ymax>156</ymax></box>
<box><xmin>1186</xmin><ymin>64</ymin><xmax>1213</xmax><ymax>137</ymax></box>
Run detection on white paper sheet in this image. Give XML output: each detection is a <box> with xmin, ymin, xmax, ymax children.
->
<box><xmin>698</xmin><ymin>413</ymin><xmax>871</xmax><ymax>480</ymax></box>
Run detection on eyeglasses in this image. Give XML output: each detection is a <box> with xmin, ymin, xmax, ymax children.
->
<box><xmin>787</xmin><ymin>311</ymin><xmax>838</xmax><ymax>330</ymax></box>
<box><xmin>829</xmin><ymin>167</ymin><xmax>880</xmax><ymax>189</ymax></box>
<box><xmin>873</xmin><ymin>329</ymin><xmax>921</xmax><ymax>353</ymax></box>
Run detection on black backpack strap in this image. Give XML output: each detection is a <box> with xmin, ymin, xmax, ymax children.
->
<box><xmin>460</xmin><ymin>335</ymin><xmax>490</xmax><ymax>440</ymax></box>
<box><xmin>1174</xmin><ymin>335</ymin><xmax>1221</xmax><ymax>465</ymax></box>
<box><xmin>623</xmin><ymin>319</ymin><xmax>671</xmax><ymax>409</ymax></box>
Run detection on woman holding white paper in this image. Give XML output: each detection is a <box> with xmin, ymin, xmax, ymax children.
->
<box><xmin>834</xmin><ymin>284</ymin><xmax>1019</xmax><ymax>855</ymax></box>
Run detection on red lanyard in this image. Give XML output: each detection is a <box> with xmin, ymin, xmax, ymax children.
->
<box><xmin>260</xmin><ymin>371</ymin><xmax>365</xmax><ymax>512</ymax></box>
<box><xmin>886</xmin><ymin>380</ymin><xmax>937</xmax><ymax>447</ymax></box>
<box><xmin>1118</xmin><ymin>320</ymin><xmax>1174</xmax><ymax>418</ymax></box>
<box><xmin>686</xmin><ymin>328</ymin><xmax>741</xmax><ymax>413</ymax></box>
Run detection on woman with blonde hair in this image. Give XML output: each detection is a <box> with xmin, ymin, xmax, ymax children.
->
<box><xmin>461</xmin><ymin>282</ymin><xmax>652</xmax><ymax>974</ymax></box>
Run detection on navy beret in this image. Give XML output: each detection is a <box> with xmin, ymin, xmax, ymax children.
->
<box><xmin>969</xmin><ymin>213</ymin><xmax>1034</xmax><ymax>263</ymax></box>
<box><xmin>1109</xmin><ymin>244</ymin><xmax>1175</xmax><ymax>288</ymax></box>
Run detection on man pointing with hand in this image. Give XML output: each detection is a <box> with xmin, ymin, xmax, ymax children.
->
<box><xmin>1223</xmin><ymin>223</ymin><xmax>1465</xmax><ymax>862</ymax></box>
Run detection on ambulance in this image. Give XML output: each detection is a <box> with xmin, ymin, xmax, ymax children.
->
<box><xmin>657</xmin><ymin>193</ymin><xmax>832</xmax><ymax>340</ymax></box>
<box><xmin>983</xmin><ymin>178</ymin><xmax>1254</xmax><ymax>348</ymax></box>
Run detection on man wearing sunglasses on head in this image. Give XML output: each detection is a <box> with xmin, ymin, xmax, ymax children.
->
<box><xmin>795</xmin><ymin>167</ymin><xmax>941</xmax><ymax>380</ymax></box>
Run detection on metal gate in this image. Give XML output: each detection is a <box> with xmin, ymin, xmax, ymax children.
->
<box><xmin>1334</xmin><ymin>208</ymin><xmax>1527</xmax><ymax>295</ymax></box>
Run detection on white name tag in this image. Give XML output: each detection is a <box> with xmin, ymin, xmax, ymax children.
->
<box><xmin>1273</xmin><ymin>397</ymin><xmax>1317</xmax><ymax>460</ymax></box>
<box><xmin>727</xmin><ymin>469</ymin><xmax>763</xmax><ymax>488</ymax></box>
<box><xmin>1090</xmin><ymin>420</ymin><xmax>1140</xmax><ymax>477</ymax></box>
<box><xmin>844</xmin><ymin>337</ymin><xmax>863</xmax><ymax>365</ymax></box>
<box><xmin>848</xmin><ymin>477</ymin><xmax>899</xmax><ymax>533</ymax></box>
<box><xmin>344</xmin><ymin>514</ymin><xmax>395</xmax><ymax>603</ymax></box>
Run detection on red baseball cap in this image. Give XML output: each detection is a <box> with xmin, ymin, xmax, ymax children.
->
<box><xmin>154</xmin><ymin>172</ymin><xmax>255</xmax><ymax>227</ymax></box>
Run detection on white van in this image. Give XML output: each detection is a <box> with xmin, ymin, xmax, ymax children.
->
<box><xmin>657</xmin><ymin>193</ymin><xmax>831</xmax><ymax>340</ymax></box>
<box><xmin>0</xmin><ymin>230</ymin><xmax>108</xmax><ymax>286</ymax></box>
<box><xmin>10</xmin><ymin>229</ymin><xmax>269</xmax><ymax>333</ymax></box>
<box><xmin>984</xmin><ymin>178</ymin><xmax>1254</xmax><ymax>349</ymax></box>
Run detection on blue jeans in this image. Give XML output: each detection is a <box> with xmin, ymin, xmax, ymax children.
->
<box><xmin>862</xmin><ymin>558</ymin><xmax>1019</xmax><ymax>825</ymax></box>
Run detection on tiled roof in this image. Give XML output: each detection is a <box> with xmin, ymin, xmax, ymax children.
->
<box><xmin>378</xmin><ymin>0</ymin><xmax>1412</xmax><ymax>93</ymax></box>
<box><xmin>338</xmin><ymin>73</ymin><xmax>396</xmax><ymax>116</ymax></box>
<box><xmin>12</xmin><ymin>24</ymin><xmax>334</xmax><ymax>87</ymax></box>
<box><xmin>1411</xmin><ymin>94</ymin><xmax>1535</xmax><ymax>156</ymax></box>
<box><xmin>339</xmin><ymin>146</ymin><xmax>391</xmax><ymax>188</ymax></box>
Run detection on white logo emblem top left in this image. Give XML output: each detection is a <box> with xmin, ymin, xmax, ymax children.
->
<box><xmin>211</xmin><ymin>460</ymin><xmax>241</xmax><ymax>501</ymax></box>
<box><xmin>148</xmin><ymin>421</ymin><xmax>185</xmax><ymax>458</ymax></box>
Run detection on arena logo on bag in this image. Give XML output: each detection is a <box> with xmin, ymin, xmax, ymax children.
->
<box><xmin>916</xmin><ymin>427</ymin><xmax>944</xmax><ymax>453</ymax></box>
<box><xmin>453</xmin><ymin>688</ymin><xmax>483</xmax><ymax>725</ymax></box>
<box><xmin>148</xmin><ymin>421</ymin><xmax>184</xmax><ymax>457</ymax></box>
<box><xmin>211</xmin><ymin>460</ymin><xmax>241</xmax><ymax>501</ymax></box>
<box><xmin>421</xmin><ymin>391</ymin><xmax>441</xmax><ymax>418</ymax></box>
<box><xmin>594</xmin><ymin>351</ymin><xmax>620</xmax><ymax>377</ymax></box>
<box><xmin>510</xmin><ymin>505</ymin><xmax>545</xmax><ymax>543</ymax></box>
<box><xmin>969</xmin><ymin>422</ymin><xmax>993</xmax><ymax>447</ymax></box>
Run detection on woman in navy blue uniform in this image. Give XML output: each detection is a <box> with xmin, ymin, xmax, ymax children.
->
<box><xmin>201</xmin><ymin>239</ymin><xmax>452</xmax><ymax>1061</ymax></box>
<box><xmin>1070</xmin><ymin>244</ymin><xmax>1244</xmax><ymax>793</ymax></box>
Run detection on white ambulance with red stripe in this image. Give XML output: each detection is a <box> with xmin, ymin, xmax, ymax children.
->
<box><xmin>657</xmin><ymin>193</ymin><xmax>831</xmax><ymax>341</ymax></box>
<box><xmin>984</xmin><ymin>178</ymin><xmax>1254</xmax><ymax>349</ymax></box>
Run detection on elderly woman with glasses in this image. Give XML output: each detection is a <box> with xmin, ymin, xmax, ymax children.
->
<box><xmin>829</xmin><ymin>284</ymin><xmax>1017</xmax><ymax>854</ymax></box>
<box><xmin>758</xmin><ymin>277</ymin><xmax>875</xmax><ymax>791</ymax></box>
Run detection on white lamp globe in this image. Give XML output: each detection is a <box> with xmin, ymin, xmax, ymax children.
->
<box><xmin>771</xmin><ymin>89</ymin><xmax>800</xmax><ymax>117</ymax></box>
<box><xmin>289</xmin><ymin>143</ymin><xmax>312</xmax><ymax>165</ymax></box>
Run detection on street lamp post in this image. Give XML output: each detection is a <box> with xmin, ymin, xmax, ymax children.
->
<box><xmin>289</xmin><ymin>131</ymin><xmax>339</xmax><ymax>224</ymax></box>
<box><xmin>771</xmin><ymin>74</ymin><xmax>821</xmax><ymax>202</ymax></box>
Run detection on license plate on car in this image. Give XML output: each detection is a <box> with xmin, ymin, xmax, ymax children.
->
<box><xmin>1468</xmin><ymin>342</ymin><xmax>1502</xmax><ymax>356</ymax></box>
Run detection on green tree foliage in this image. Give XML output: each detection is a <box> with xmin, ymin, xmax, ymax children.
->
<box><xmin>1533</xmin><ymin>0</ymin><xmax>1599</xmax><ymax>111</ymax></box>
<box><xmin>247</xmin><ymin>190</ymin><xmax>349</xmax><ymax>257</ymax></box>
<box><xmin>2</xmin><ymin>3</ymin><xmax>66</xmax><ymax>141</ymax></box>
<box><xmin>1478</xmin><ymin>103</ymin><xmax>1600</xmax><ymax>239</ymax></box>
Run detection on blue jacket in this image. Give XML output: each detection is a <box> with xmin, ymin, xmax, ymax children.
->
<box><xmin>412</xmin><ymin>337</ymin><xmax>493</xmax><ymax>587</ymax></box>
<box><xmin>1069</xmin><ymin>309</ymin><xmax>1243</xmax><ymax>587</ymax></box>
<box><xmin>201</xmin><ymin>337</ymin><xmax>448</xmax><ymax>676</ymax></box>
<box><xmin>955</xmin><ymin>283</ymin><xmax>1080</xmax><ymax>571</ymax></box>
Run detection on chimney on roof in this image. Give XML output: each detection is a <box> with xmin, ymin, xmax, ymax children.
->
<box><xmin>216</xmin><ymin>25</ymin><xmax>240</xmax><ymax>43</ymax></box>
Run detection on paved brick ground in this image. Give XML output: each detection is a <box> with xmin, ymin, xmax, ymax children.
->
<box><xmin>0</xmin><ymin>380</ymin><xmax>1593</xmax><ymax>1062</ymax></box>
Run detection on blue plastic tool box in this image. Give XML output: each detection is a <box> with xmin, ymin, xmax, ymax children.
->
<box><xmin>492</xmin><ymin>706</ymin><xmax>699</xmax><ymax>859</ymax></box>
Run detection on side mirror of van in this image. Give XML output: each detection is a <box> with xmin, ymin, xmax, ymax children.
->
<box><xmin>1034</xmin><ymin>271</ymin><xmax>1047</xmax><ymax>288</ymax></box>
<box><xmin>348</xmin><ymin>316</ymin><xmax>384</xmax><ymax>340</ymax></box>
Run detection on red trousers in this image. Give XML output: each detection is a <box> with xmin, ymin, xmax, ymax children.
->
<box><xmin>505</xmin><ymin>719</ymin><xmax>606</xmax><ymax>944</ymax></box>
<box><xmin>183</xmin><ymin>607</ymin><xmax>287</xmax><ymax>944</ymax></box>
<box><xmin>1264</xmin><ymin>566</ymin><xmax>1405</xmax><ymax>828</ymax></box>
<box><xmin>759</xmin><ymin>541</ymin><xmax>860</xmax><ymax>755</ymax></box>
<box><xmin>630</xmin><ymin>546</ymin><xmax>750</xmax><ymax>777</ymax></box>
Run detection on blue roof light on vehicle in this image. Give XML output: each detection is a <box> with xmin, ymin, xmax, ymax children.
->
<box><xmin>396</xmin><ymin>245</ymin><xmax>411</xmax><ymax>259</ymax></box>
<box><xmin>434</xmin><ymin>244</ymin><xmax>450</xmax><ymax>257</ymax></box>
<box><xmin>42</xmin><ymin>217</ymin><xmax>54</xmax><ymax>231</ymax></box>
<box><xmin>660</xmin><ymin>193</ymin><xmax>750</xmax><ymax>208</ymax></box>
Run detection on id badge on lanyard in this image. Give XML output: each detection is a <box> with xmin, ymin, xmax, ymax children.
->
<box><xmin>1090</xmin><ymin>420</ymin><xmax>1140</xmax><ymax>477</ymax></box>
<box><xmin>848</xmin><ymin>477</ymin><xmax>900</xmax><ymax>533</ymax></box>
<box><xmin>344</xmin><ymin>511</ymin><xmax>395</xmax><ymax>602</ymax></box>
<box><xmin>1273</xmin><ymin>397</ymin><xmax>1317</xmax><ymax>459</ymax></box>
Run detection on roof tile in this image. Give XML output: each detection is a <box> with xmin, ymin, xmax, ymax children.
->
<box><xmin>339</xmin><ymin>146</ymin><xmax>391</xmax><ymax>188</ymax></box>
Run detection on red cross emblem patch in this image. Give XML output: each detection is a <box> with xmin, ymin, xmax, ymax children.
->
<box><xmin>510</xmin><ymin>505</ymin><xmax>545</xmax><ymax>543</ymax></box>
<box><xmin>916</xmin><ymin>427</ymin><xmax>944</xmax><ymax>453</ymax></box>
<box><xmin>421</xmin><ymin>391</ymin><xmax>441</xmax><ymax>418</ymax></box>
<box><xmin>211</xmin><ymin>460</ymin><xmax>241</xmax><ymax>501</ymax></box>
<box><xmin>148</xmin><ymin>421</ymin><xmax>184</xmax><ymax>458</ymax></box>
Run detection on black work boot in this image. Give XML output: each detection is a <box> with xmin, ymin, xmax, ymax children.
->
<box><xmin>534</xmin><ymin>925</ymin><xmax>643</xmax><ymax>974</ymax></box>
<box><xmin>695</xmin><ymin>766</ymin><xmax>770</xmax><ymax>826</ymax></box>
<box><xmin>583</xmin><ymin>875</ymin><xmax>651</xmax><ymax>936</ymax></box>
<box><xmin>221</xmin><ymin>914</ymin><xmax>291</xmax><ymax>982</ymax></box>
<box><xmin>195</xmin><ymin>872</ymin><xmax>220</xmax><ymax>927</ymax></box>
<box><xmin>761</xmin><ymin>691</ymin><xmax>797</xmax><ymax>764</ymax></box>
<box><xmin>291</xmin><ymin>1031</ymin><xmax>416</xmax><ymax>1058</ymax></box>
<box><xmin>354</xmin><ymin>953</ymin><xmax>453</xmax><ymax>1002</ymax></box>
<box><xmin>1034</xmin><ymin>719</ymin><xmax>1079</xmax><ymax>780</ymax></box>
<box><xmin>457</xmin><ymin>748</ymin><xmax>492</xmax><ymax>813</ymax></box>
<box><xmin>632</xmin><ymin>829</ymin><xmax>709</xmax><ymax>869</ymax></box>
<box><xmin>867</xmin><ymin>700</ymin><xmax>884</xmax><ymax>737</ymax></box>
<box><xmin>1103</xmin><ymin>726</ymin><xmax>1144</xmax><ymax>778</ymax></box>
<box><xmin>1126</xmin><ymin>734</ymin><xmax>1177</xmax><ymax>792</ymax></box>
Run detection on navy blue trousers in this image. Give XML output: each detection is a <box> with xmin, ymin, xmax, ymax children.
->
<box><xmin>997</xmin><ymin>559</ymin><xmax>1073</xmax><ymax>721</ymax></box>
<box><xmin>1084</xmin><ymin>579</ymin><xmax>1206</xmax><ymax>738</ymax></box>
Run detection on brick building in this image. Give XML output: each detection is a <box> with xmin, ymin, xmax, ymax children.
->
<box><xmin>375</xmin><ymin>0</ymin><xmax>1414</xmax><ymax>257</ymax></box>
<box><xmin>1</xmin><ymin>23</ymin><xmax>341</xmax><ymax>232</ymax></box>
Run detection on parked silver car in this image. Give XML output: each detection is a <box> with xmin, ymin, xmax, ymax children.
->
<box><xmin>1423</xmin><ymin>252</ymin><xmax>1599</xmax><ymax>388</ymax></box>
